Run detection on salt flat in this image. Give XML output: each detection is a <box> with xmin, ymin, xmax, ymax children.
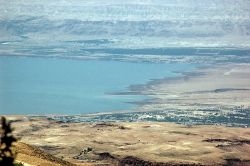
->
<box><xmin>133</xmin><ymin>63</ymin><xmax>250</xmax><ymax>126</ymax></box>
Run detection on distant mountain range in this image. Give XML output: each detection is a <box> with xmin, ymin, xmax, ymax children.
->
<box><xmin>0</xmin><ymin>0</ymin><xmax>250</xmax><ymax>54</ymax></box>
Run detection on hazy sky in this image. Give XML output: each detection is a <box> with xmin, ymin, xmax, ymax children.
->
<box><xmin>1</xmin><ymin>0</ymin><xmax>250</xmax><ymax>21</ymax></box>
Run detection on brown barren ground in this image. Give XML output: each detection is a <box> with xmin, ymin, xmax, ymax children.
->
<box><xmin>16</xmin><ymin>142</ymin><xmax>77</xmax><ymax>166</ymax></box>
<box><xmin>7</xmin><ymin>116</ymin><xmax>250</xmax><ymax>166</ymax></box>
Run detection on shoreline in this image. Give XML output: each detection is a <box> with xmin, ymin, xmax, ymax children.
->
<box><xmin>1</xmin><ymin>57</ymin><xmax>250</xmax><ymax>127</ymax></box>
<box><xmin>133</xmin><ymin>63</ymin><xmax>250</xmax><ymax>110</ymax></box>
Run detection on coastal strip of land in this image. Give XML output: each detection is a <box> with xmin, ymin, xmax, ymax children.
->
<box><xmin>134</xmin><ymin>63</ymin><xmax>250</xmax><ymax>112</ymax></box>
<box><xmin>114</xmin><ymin>63</ymin><xmax>250</xmax><ymax>128</ymax></box>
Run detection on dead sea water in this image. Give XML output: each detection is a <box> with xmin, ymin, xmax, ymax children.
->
<box><xmin>0</xmin><ymin>55</ymin><xmax>196</xmax><ymax>114</ymax></box>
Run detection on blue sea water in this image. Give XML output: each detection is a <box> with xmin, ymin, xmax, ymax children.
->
<box><xmin>0</xmin><ymin>55</ymin><xmax>196</xmax><ymax>115</ymax></box>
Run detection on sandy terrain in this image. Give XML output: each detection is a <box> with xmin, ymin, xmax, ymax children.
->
<box><xmin>15</xmin><ymin>142</ymin><xmax>76</xmax><ymax>166</ymax></box>
<box><xmin>134</xmin><ymin>63</ymin><xmax>250</xmax><ymax>114</ymax></box>
<box><xmin>6</xmin><ymin>116</ymin><xmax>250</xmax><ymax>166</ymax></box>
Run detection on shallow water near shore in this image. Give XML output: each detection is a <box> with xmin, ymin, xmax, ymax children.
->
<box><xmin>0</xmin><ymin>55</ymin><xmax>197</xmax><ymax>114</ymax></box>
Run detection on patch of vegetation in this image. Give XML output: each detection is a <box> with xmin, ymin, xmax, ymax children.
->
<box><xmin>0</xmin><ymin>116</ymin><xmax>17</xmax><ymax>166</ymax></box>
<box><xmin>14</xmin><ymin>162</ymin><xmax>24</xmax><ymax>166</ymax></box>
<box><xmin>169</xmin><ymin>130</ymin><xmax>196</xmax><ymax>136</ymax></box>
